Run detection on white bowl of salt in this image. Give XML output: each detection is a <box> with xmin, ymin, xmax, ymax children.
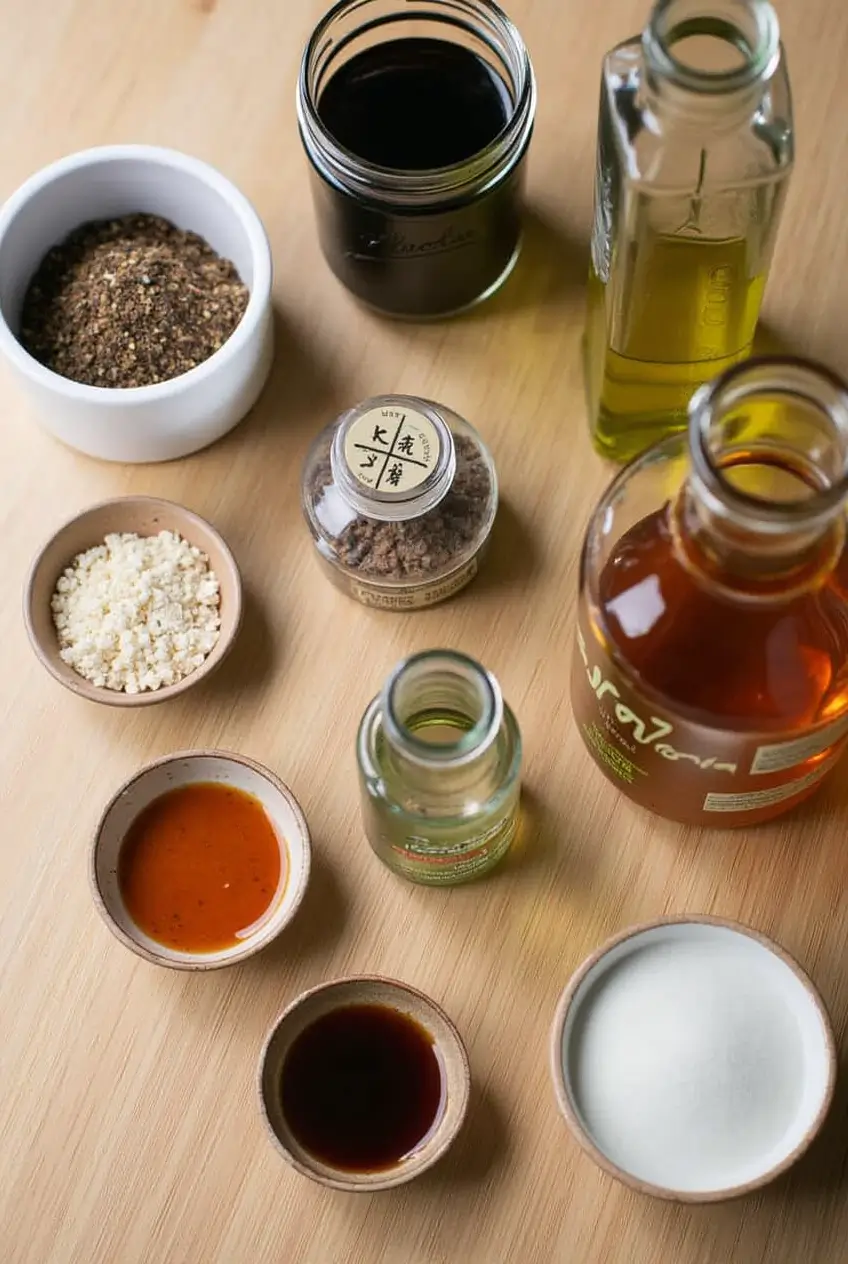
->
<box><xmin>550</xmin><ymin>916</ymin><xmax>836</xmax><ymax>1202</ymax></box>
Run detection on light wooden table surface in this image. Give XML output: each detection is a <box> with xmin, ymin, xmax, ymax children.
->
<box><xmin>1</xmin><ymin>2</ymin><xmax>846</xmax><ymax>1262</ymax></box>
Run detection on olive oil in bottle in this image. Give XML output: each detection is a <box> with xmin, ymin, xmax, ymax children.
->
<box><xmin>585</xmin><ymin>0</ymin><xmax>793</xmax><ymax>462</ymax></box>
<box><xmin>586</xmin><ymin>233</ymin><xmax>766</xmax><ymax>461</ymax></box>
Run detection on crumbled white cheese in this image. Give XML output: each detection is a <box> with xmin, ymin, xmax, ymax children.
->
<box><xmin>51</xmin><ymin>530</ymin><xmax>221</xmax><ymax>693</ymax></box>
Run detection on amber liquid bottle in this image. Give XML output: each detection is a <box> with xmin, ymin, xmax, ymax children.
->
<box><xmin>572</xmin><ymin>358</ymin><xmax>848</xmax><ymax>827</ymax></box>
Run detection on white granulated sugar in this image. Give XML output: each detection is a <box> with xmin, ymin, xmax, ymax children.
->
<box><xmin>51</xmin><ymin>531</ymin><xmax>221</xmax><ymax>693</ymax></box>
<box><xmin>567</xmin><ymin>935</ymin><xmax>812</xmax><ymax>1193</ymax></box>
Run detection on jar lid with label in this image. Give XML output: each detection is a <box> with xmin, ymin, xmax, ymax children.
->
<box><xmin>301</xmin><ymin>395</ymin><xmax>498</xmax><ymax>610</ymax></box>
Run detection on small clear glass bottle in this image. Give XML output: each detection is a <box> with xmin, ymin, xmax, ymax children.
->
<box><xmin>357</xmin><ymin>650</ymin><xmax>522</xmax><ymax>884</ymax></box>
<box><xmin>572</xmin><ymin>357</ymin><xmax>848</xmax><ymax>827</ymax></box>
<box><xmin>585</xmin><ymin>0</ymin><xmax>794</xmax><ymax>462</ymax></box>
<box><xmin>302</xmin><ymin>395</ymin><xmax>498</xmax><ymax>610</ymax></box>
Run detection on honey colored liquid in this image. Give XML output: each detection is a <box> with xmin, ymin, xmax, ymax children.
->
<box><xmin>582</xmin><ymin>482</ymin><xmax>848</xmax><ymax>825</ymax></box>
<box><xmin>585</xmin><ymin>233</ymin><xmax>765</xmax><ymax>462</ymax></box>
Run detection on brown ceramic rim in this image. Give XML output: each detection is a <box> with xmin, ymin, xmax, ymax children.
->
<box><xmin>257</xmin><ymin>975</ymin><xmax>472</xmax><ymax>1192</ymax></box>
<box><xmin>23</xmin><ymin>495</ymin><xmax>243</xmax><ymax>707</ymax></box>
<box><xmin>89</xmin><ymin>749</ymin><xmax>311</xmax><ymax>970</ymax></box>
<box><xmin>549</xmin><ymin>914</ymin><xmax>838</xmax><ymax>1203</ymax></box>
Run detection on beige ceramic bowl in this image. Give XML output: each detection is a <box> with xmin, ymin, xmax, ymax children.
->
<box><xmin>259</xmin><ymin>976</ymin><xmax>471</xmax><ymax>1191</ymax></box>
<box><xmin>24</xmin><ymin>495</ymin><xmax>242</xmax><ymax>706</ymax></box>
<box><xmin>550</xmin><ymin>916</ymin><xmax>837</xmax><ymax>1203</ymax></box>
<box><xmin>91</xmin><ymin>750</ymin><xmax>311</xmax><ymax>969</ymax></box>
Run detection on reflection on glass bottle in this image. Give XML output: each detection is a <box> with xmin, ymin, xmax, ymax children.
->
<box><xmin>357</xmin><ymin>650</ymin><xmax>522</xmax><ymax>885</ymax></box>
<box><xmin>573</xmin><ymin>357</ymin><xmax>848</xmax><ymax>827</ymax></box>
<box><xmin>585</xmin><ymin>0</ymin><xmax>794</xmax><ymax>461</ymax></box>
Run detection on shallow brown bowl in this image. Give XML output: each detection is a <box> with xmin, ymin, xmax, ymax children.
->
<box><xmin>24</xmin><ymin>495</ymin><xmax>242</xmax><ymax>706</ymax></box>
<box><xmin>258</xmin><ymin>976</ymin><xmax>471</xmax><ymax>1191</ymax></box>
<box><xmin>91</xmin><ymin>750</ymin><xmax>311</xmax><ymax>969</ymax></box>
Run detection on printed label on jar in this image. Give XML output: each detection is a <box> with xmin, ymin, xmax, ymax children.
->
<box><xmin>572</xmin><ymin>602</ymin><xmax>848</xmax><ymax>823</ymax></box>
<box><xmin>343</xmin><ymin>405</ymin><xmax>440</xmax><ymax>494</ymax></box>
<box><xmin>348</xmin><ymin>556</ymin><xmax>479</xmax><ymax>611</ymax></box>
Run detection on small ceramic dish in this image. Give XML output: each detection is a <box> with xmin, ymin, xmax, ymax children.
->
<box><xmin>91</xmin><ymin>751</ymin><xmax>311</xmax><ymax>969</ymax></box>
<box><xmin>259</xmin><ymin>976</ymin><xmax>471</xmax><ymax>1191</ymax></box>
<box><xmin>24</xmin><ymin>495</ymin><xmax>242</xmax><ymax>707</ymax></box>
<box><xmin>550</xmin><ymin>916</ymin><xmax>836</xmax><ymax>1202</ymax></box>
<box><xmin>0</xmin><ymin>144</ymin><xmax>273</xmax><ymax>462</ymax></box>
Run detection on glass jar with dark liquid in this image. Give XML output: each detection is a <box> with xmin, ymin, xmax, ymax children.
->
<box><xmin>297</xmin><ymin>0</ymin><xmax>536</xmax><ymax>318</ymax></box>
<box><xmin>573</xmin><ymin>358</ymin><xmax>848</xmax><ymax>827</ymax></box>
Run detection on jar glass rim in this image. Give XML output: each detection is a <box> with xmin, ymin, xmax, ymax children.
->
<box><xmin>296</xmin><ymin>0</ymin><xmax>536</xmax><ymax>201</ymax></box>
<box><xmin>382</xmin><ymin>649</ymin><xmax>503</xmax><ymax>768</ymax></box>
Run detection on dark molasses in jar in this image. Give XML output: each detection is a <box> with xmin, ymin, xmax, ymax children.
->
<box><xmin>297</xmin><ymin>0</ymin><xmax>536</xmax><ymax>318</ymax></box>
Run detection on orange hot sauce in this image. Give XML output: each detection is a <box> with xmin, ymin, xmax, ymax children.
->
<box><xmin>118</xmin><ymin>782</ymin><xmax>284</xmax><ymax>952</ymax></box>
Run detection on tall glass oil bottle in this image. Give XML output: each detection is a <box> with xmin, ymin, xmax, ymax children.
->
<box><xmin>585</xmin><ymin>0</ymin><xmax>794</xmax><ymax>462</ymax></box>
<box><xmin>572</xmin><ymin>357</ymin><xmax>848</xmax><ymax>827</ymax></box>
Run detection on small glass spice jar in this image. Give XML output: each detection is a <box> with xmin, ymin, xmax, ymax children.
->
<box><xmin>296</xmin><ymin>0</ymin><xmax>536</xmax><ymax>318</ymax></box>
<box><xmin>357</xmin><ymin>650</ymin><xmax>522</xmax><ymax>884</ymax></box>
<box><xmin>301</xmin><ymin>394</ymin><xmax>498</xmax><ymax>610</ymax></box>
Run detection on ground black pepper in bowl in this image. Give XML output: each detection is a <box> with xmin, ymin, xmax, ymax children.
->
<box><xmin>19</xmin><ymin>213</ymin><xmax>249</xmax><ymax>388</ymax></box>
<box><xmin>302</xmin><ymin>397</ymin><xmax>498</xmax><ymax>610</ymax></box>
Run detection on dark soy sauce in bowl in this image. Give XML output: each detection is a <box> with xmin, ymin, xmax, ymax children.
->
<box><xmin>280</xmin><ymin>1002</ymin><xmax>444</xmax><ymax>1171</ymax></box>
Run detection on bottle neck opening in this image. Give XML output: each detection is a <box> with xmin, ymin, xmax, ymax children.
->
<box><xmin>643</xmin><ymin>0</ymin><xmax>780</xmax><ymax>101</ymax></box>
<box><xmin>681</xmin><ymin>357</ymin><xmax>848</xmax><ymax>588</ymax></box>
<box><xmin>382</xmin><ymin>651</ymin><xmax>502</xmax><ymax>770</ymax></box>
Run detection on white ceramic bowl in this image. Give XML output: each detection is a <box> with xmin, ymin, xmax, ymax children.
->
<box><xmin>0</xmin><ymin>144</ymin><xmax>273</xmax><ymax>462</ymax></box>
<box><xmin>91</xmin><ymin>751</ymin><xmax>311</xmax><ymax>969</ymax></box>
<box><xmin>550</xmin><ymin>916</ymin><xmax>836</xmax><ymax>1202</ymax></box>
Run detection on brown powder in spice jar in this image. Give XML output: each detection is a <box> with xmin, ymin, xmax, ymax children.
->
<box><xmin>311</xmin><ymin>432</ymin><xmax>494</xmax><ymax>580</ymax></box>
<box><xmin>19</xmin><ymin>213</ymin><xmax>249</xmax><ymax>388</ymax></box>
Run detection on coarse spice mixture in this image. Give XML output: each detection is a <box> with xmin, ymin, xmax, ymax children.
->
<box><xmin>19</xmin><ymin>213</ymin><xmax>249</xmax><ymax>388</ymax></box>
<box><xmin>311</xmin><ymin>432</ymin><xmax>493</xmax><ymax>579</ymax></box>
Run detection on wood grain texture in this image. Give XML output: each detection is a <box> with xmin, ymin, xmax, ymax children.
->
<box><xmin>0</xmin><ymin>2</ymin><xmax>846</xmax><ymax>1262</ymax></box>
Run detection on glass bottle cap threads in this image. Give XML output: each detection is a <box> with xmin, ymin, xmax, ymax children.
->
<box><xmin>357</xmin><ymin>650</ymin><xmax>522</xmax><ymax>884</ymax></box>
<box><xmin>302</xmin><ymin>395</ymin><xmax>498</xmax><ymax>610</ymax></box>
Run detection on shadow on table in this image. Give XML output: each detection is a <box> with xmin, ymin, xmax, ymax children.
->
<box><xmin>471</xmin><ymin>497</ymin><xmax>542</xmax><ymax>597</ymax></box>
<box><xmin>200</xmin><ymin>584</ymin><xmax>278</xmax><ymax>704</ymax></box>
<box><xmin>457</xmin><ymin>207</ymin><xmax>589</xmax><ymax>323</ymax></box>
<box><xmin>213</xmin><ymin>303</ymin><xmax>345</xmax><ymax>453</ymax></box>
<box><xmin>250</xmin><ymin>849</ymin><xmax>347</xmax><ymax>972</ymax></box>
<box><xmin>495</xmin><ymin>785</ymin><xmax>595</xmax><ymax>895</ymax></box>
<box><xmin>408</xmin><ymin>1082</ymin><xmax>510</xmax><ymax>1194</ymax></box>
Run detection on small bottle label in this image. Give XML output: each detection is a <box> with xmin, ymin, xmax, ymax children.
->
<box><xmin>344</xmin><ymin>405</ymin><xmax>440</xmax><ymax>494</ymax></box>
<box><xmin>388</xmin><ymin>816</ymin><xmax>517</xmax><ymax>884</ymax></box>
<box><xmin>572</xmin><ymin>601</ymin><xmax>848</xmax><ymax>823</ymax></box>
